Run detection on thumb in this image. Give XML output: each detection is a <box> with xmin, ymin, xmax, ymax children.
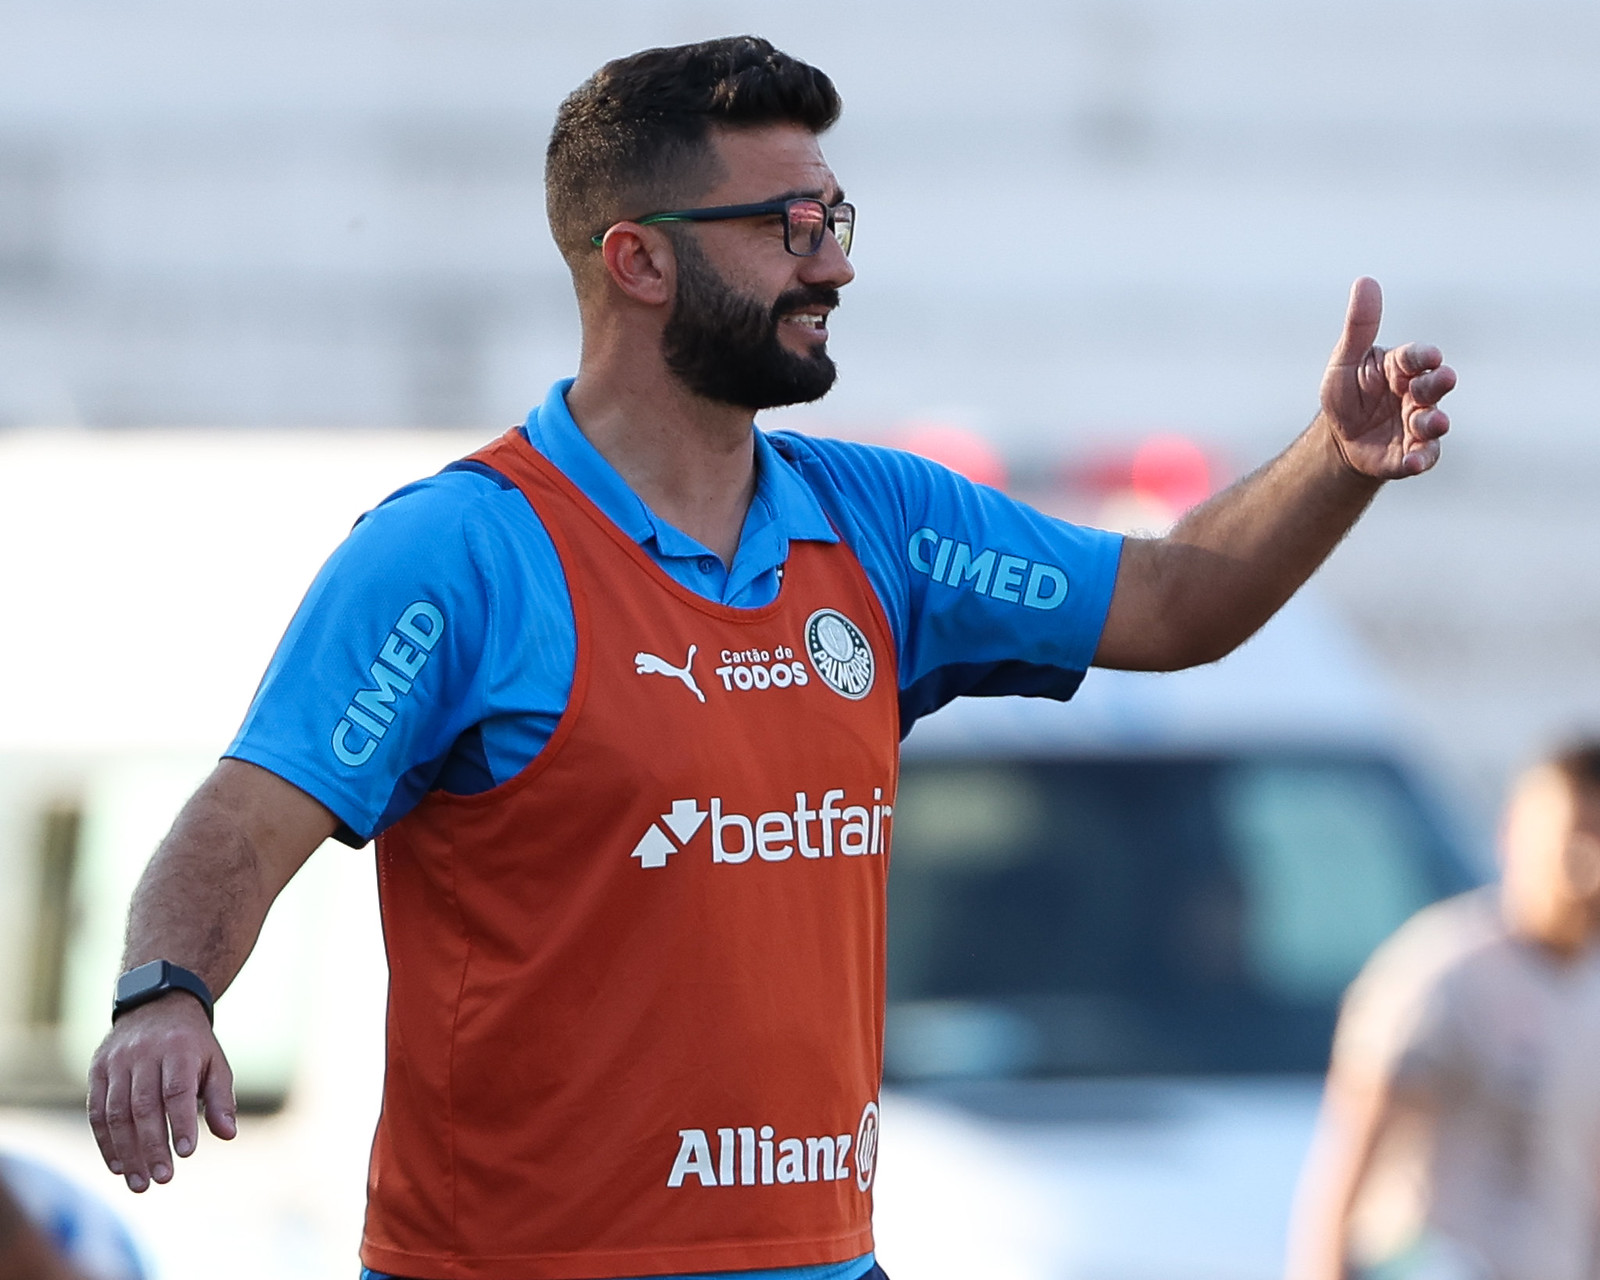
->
<box><xmin>1327</xmin><ymin>277</ymin><xmax>1383</xmax><ymax>369</ymax></box>
<box><xmin>200</xmin><ymin>1050</ymin><xmax>238</xmax><ymax>1141</ymax></box>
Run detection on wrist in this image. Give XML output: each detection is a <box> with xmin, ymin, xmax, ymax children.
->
<box><xmin>1314</xmin><ymin>412</ymin><xmax>1383</xmax><ymax>491</ymax></box>
<box><xmin>112</xmin><ymin>959</ymin><xmax>215</xmax><ymax>1026</ymax></box>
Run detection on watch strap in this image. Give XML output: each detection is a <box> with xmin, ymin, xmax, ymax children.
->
<box><xmin>112</xmin><ymin>959</ymin><xmax>215</xmax><ymax>1026</ymax></box>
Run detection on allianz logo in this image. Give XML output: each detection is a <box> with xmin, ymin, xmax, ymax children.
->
<box><xmin>630</xmin><ymin>789</ymin><xmax>893</xmax><ymax>868</ymax></box>
<box><xmin>667</xmin><ymin>1101</ymin><xmax>879</xmax><ymax>1192</ymax></box>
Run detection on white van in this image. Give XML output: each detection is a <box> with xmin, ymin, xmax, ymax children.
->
<box><xmin>871</xmin><ymin>593</ymin><xmax>1483</xmax><ymax>1279</ymax></box>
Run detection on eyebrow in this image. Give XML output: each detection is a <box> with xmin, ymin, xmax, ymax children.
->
<box><xmin>763</xmin><ymin>185</ymin><xmax>848</xmax><ymax>205</ymax></box>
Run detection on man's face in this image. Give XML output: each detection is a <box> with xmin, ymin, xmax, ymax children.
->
<box><xmin>1503</xmin><ymin>767</ymin><xmax>1600</xmax><ymax>942</ymax></box>
<box><xmin>660</xmin><ymin>124</ymin><xmax>854</xmax><ymax>411</ymax></box>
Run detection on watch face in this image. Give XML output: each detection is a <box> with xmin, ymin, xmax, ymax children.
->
<box><xmin>112</xmin><ymin>960</ymin><xmax>213</xmax><ymax>1026</ymax></box>
<box><xmin>115</xmin><ymin>960</ymin><xmax>167</xmax><ymax>1003</ymax></box>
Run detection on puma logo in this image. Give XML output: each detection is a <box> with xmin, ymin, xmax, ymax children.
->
<box><xmin>634</xmin><ymin>644</ymin><xmax>706</xmax><ymax>704</ymax></box>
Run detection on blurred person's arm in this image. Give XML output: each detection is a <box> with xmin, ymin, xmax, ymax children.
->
<box><xmin>1285</xmin><ymin>1061</ymin><xmax>1408</xmax><ymax>1280</ymax></box>
<box><xmin>1095</xmin><ymin>277</ymin><xmax>1455</xmax><ymax>672</ymax></box>
<box><xmin>86</xmin><ymin>760</ymin><xmax>337</xmax><ymax>1194</ymax></box>
<box><xmin>0</xmin><ymin>1179</ymin><xmax>88</xmax><ymax>1280</ymax></box>
<box><xmin>1285</xmin><ymin>898</ymin><xmax>1468</xmax><ymax>1280</ymax></box>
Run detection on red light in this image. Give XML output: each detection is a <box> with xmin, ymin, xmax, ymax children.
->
<box><xmin>1130</xmin><ymin>434</ymin><xmax>1211</xmax><ymax>514</ymax></box>
<box><xmin>892</xmin><ymin>422</ymin><xmax>1008</xmax><ymax>490</ymax></box>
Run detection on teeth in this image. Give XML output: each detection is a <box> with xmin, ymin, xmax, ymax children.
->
<box><xmin>790</xmin><ymin>314</ymin><xmax>823</xmax><ymax>328</ymax></box>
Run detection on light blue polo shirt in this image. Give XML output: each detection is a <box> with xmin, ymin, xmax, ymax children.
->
<box><xmin>228</xmin><ymin>379</ymin><xmax>1123</xmax><ymax>1280</ymax></box>
<box><xmin>230</xmin><ymin>378</ymin><xmax>1122</xmax><ymax>849</ymax></box>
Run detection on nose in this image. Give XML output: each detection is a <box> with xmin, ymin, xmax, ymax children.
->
<box><xmin>801</xmin><ymin>227</ymin><xmax>855</xmax><ymax>289</ymax></box>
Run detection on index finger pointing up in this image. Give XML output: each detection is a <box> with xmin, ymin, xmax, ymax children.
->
<box><xmin>1329</xmin><ymin>276</ymin><xmax>1384</xmax><ymax>368</ymax></box>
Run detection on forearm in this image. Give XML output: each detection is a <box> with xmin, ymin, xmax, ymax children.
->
<box><xmin>1286</xmin><ymin>1072</ymin><xmax>1397</xmax><ymax>1280</ymax></box>
<box><xmin>1099</xmin><ymin>415</ymin><xmax>1380</xmax><ymax>671</ymax></box>
<box><xmin>1162</xmin><ymin>415</ymin><xmax>1379</xmax><ymax>659</ymax></box>
<box><xmin>122</xmin><ymin>807</ymin><xmax>270</xmax><ymax>1001</ymax></box>
<box><xmin>121</xmin><ymin>759</ymin><xmax>332</xmax><ymax>996</ymax></box>
<box><xmin>1286</xmin><ymin>1136</ymin><xmax>1360</xmax><ymax>1280</ymax></box>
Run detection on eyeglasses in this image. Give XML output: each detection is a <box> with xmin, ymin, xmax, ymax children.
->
<box><xmin>590</xmin><ymin>197</ymin><xmax>855</xmax><ymax>257</ymax></box>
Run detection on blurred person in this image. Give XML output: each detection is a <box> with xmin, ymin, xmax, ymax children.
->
<box><xmin>0</xmin><ymin>1178</ymin><xmax>77</xmax><ymax>1280</ymax></box>
<box><xmin>1287</xmin><ymin>743</ymin><xmax>1600</xmax><ymax>1280</ymax></box>
<box><xmin>84</xmin><ymin>35</ymin><xmax>1456</xmax><ymax>1280</ymax></box>
<box><xmin>0</xmin><ymin>1154</ymin><xmax>144</xmax><ymax>1280</ymax></box>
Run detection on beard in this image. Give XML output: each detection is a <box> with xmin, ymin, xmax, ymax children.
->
<box><xmin>661</xmin><ymin>235</ymin><xmax>840</xmax><ymax>411</ymax></box>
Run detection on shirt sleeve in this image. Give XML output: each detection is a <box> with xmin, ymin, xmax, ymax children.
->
<box><xmin>224</xmin><ymin>470</ymin><xmax>570</xmax><ymax>845</ymax></box>
<box><xmin>770</xmin><ymin>433</ymin><xmax>1124</xmax><ymax>731</ymax></box>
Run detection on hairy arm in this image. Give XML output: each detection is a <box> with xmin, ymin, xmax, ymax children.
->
<box><xmin>1097</xmin><ymin>423</ymin><xmax>1379</xmax><ymax>670</ymax></box>
<box><xmin>1094</xmin><ymin>278</ymin><xmax>1454</xmax><ymax>672</ymax></box>
<box><xmin>86</xmin><ymin>759</ymin><xmax>337</xmax><ymax>1193</ymax></box>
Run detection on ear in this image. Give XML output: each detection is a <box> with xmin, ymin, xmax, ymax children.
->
<box><xmin>599</xmin><ymin>224</ymin><xmax>676</xmax><ymax>307</ymax></box>
<box><xmin>1564</xmin><ymin>830</ymin><xmax>1600</xmax><ymax>900</ymax></box>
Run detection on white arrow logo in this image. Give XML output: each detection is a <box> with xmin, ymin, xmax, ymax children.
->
<box><xmin>629</xmin><ymin>799</ymin><xmax>708</xmax><ymax>868</ymax></box>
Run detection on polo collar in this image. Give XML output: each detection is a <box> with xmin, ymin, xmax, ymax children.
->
<box><xmin>521</xmin><ymin>380</ymin><xmax>838</xmax><ymax>571</ymax></box>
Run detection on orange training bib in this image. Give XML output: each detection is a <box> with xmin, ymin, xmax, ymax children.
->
<box><xmin>361</xmin><ymin>429</ymin><xmax>900</xmax><ymax>1280</ymax></box>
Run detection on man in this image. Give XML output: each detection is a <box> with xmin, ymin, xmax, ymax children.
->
<box><xmin>1287</xmin><ymin>745</ymin><xmax>1600</xmax><ymax>1280</ymax></box>
<box><xmin>86</xmin><ymin>35</ymin><xmax>1454</xmax><ymax>1280</ymax></box>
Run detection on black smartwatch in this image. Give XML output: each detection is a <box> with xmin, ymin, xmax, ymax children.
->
<box><xmin>112</xmin><ymin>960</ymin><xmax>215</xmax><ymax>1026</ymax></box>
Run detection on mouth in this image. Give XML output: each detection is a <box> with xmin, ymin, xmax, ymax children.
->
<box><xmin>779</xmin><ymin>309</ymin><xmax>831</xmax><ymax>342</ymax></box>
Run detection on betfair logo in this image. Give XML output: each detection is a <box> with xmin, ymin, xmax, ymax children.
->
<box><xmin>630</xmin><ymin>800</ymin><xmax>708</xmax><ymax>869</ymax></box>
<box><xmin>629</xmin><ymin>789</ymin><xmax>893</xmax><ymax>868</ymax></box>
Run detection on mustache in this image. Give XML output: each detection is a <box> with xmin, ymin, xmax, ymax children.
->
<box><xmin>771</xmin><ymin>285</ymin><xmax>841</xmax><ymax>320</ymax></box>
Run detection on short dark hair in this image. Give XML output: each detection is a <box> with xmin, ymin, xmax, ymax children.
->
<box><xmin>1551</xmin><ymin>741</ymin><xmax>1600</xmax><ymax>794</ymax></box>
<box><xmin>545</xmin><ymin>36</ymin><xmax>841</xmax><ymax>273</ymax></box>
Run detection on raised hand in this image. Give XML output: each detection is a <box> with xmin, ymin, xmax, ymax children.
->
<box><xmin>1320</xmin><ymin>277</ymin><xmax>1456</xmax><ymax>479</ymax></box>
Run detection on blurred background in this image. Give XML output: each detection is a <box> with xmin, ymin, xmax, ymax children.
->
<box><xmin>1</xmin><ymin>0</ymin><xmax>1597</xmax><ymax>1276</ymax></box>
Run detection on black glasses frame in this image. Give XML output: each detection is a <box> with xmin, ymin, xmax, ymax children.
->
<box><xmin>590</xmin><ymin>197</ymin><xmax>855</xmax><ymax>257</ymax></box>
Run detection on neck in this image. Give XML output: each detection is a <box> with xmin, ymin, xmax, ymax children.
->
<box><xmin>565</xmin><ymin>360</ymin><xmax>759</xmax><ymax>567</ymax></box>
<box><xmin>1503</xmin><ymin>892</ymin><xmax>1594</xmax><ymax>963</ymax></box>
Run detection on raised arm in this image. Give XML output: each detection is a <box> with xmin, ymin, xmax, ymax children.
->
<box><xmin>86</xmin><ymin>759</ymin><xmax>337</xmax><ymax>1193</ymax></box>
<box><xmin>1094</xmin><ymin>277</ymin><xmax>1455</xmax><ymax>671</ymax></box>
